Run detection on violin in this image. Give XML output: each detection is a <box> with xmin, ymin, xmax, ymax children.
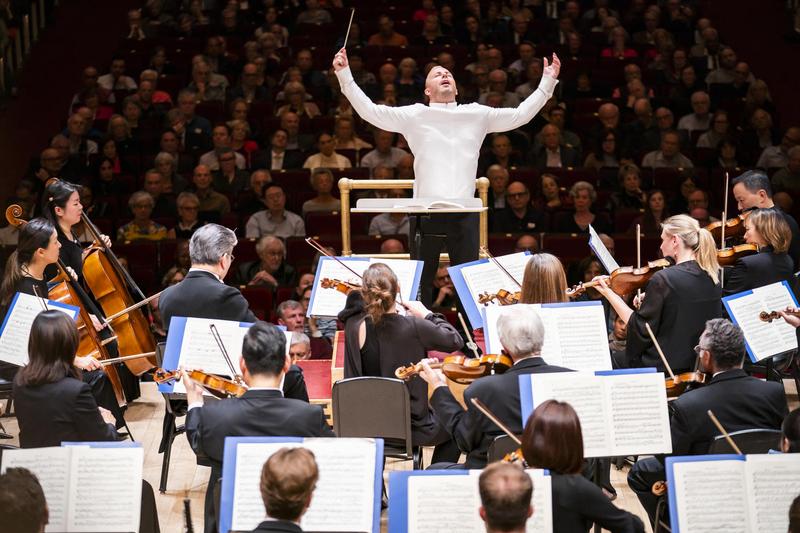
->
<box><xmin>716</xmin><ymin>243</ymin><xmax>758</xmax><ymax>267</ymax></box>
<box><xmin>759</xmin><ymin>308</ymin><xmax>800</xmax><ymax>323</ymax></box>
<box><xmin>704</xmin><ymin>211</ymin><xmax>750</xmax><ymax>242</ymax></box>
<box><xmin>566</xmin><ymin>258</ymin><xmax>672</xmax><ymax>297</ymax></box>
<box><xmin>154</xmin><ymin>368</ymin><xmax>248</xmax><ymax>398</ymax></box>
<box><xmin>477</xmin><ymin>289</ymin><xmax>520</xmax><ymax>306</ymax></box>
<box><xmin>665</xmin><ymin>371</ymin><xmax>707</xmax><ymax>399</ymax></box>
<box><xmin>320</xmin><ymin>277</ymin><xmax>361</xmax><ymax>294</ymax></box>
<box><xmin>394</xmin><ymin>354</ymin><xmax>513</xmax><ymax>385</ymax></box>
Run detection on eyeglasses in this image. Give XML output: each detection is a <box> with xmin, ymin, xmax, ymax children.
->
<box><xmin>225</xmin><ymin>252</ymin><xmax>236</xmax><ymax>262</ymax></box>
<box><xmin>693</xmin><ymin>344</ymin><xmax>708</xmax><ymax>355</ymax></box>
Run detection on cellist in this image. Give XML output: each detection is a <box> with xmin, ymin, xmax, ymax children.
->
<box><xmin>0</xmin><ymin>217</ymin><xmax>125</xmax><ymax>428</ymax></box>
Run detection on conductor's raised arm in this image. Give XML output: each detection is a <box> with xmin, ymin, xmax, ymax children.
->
<box><xmin>332</xmin><ymin>47</ymin><xmax>349</xmax><ymax>72</ymax></box>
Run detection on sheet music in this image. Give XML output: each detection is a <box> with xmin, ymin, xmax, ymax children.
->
<box><xmin>1</xmin><ymin>447</ymin><xmax>72</xmax><ymax>532</ymax></box>
<box><xmin>460</xmin><ymin>252</ymin><xmax>528</xmax><ymax>309</ymax></box>
<box><xmin>369</xmin><ymin>258</ymin><xmax>421</xmax><ymax>303</ymax></box>
<box><xmin>745</xmin><ymin>455</ymin><xmax>800</xmax><ymax>533</ymax></box>
<box><xmin>0</xmin><ymin>292</ymin><xmax>78</xmax><ymax>366</ymax></box>
<box><xmin>230</xmin><ymin>439</ymin><xmax>376</xmax><ymax>532</ymax></box>
<box><xmin>673</xmin><ymin>460</ymin><xmax>748</xmax><ymax>533</ymax></box>
<box><xmin>231</xmin><ymin>442</ymin><xmax>301</xmax><ymax>530</ymax></box>
<box><xmin>588</xmin><ymin>225</ymin><xmax>619</xmax><ymax>273</ymax></box>
<box><xmin>407</xmin><ymin>471</ymin><xmax>551</xmax><ymax>533</ymax></box>
<box><xmin>171</xmin><ymin>317</ymin><xmax>249</xmax><ymax>394</ymax></box>
<box><xmin>67</xmin><ymin>446</ymin><xmax>143</xmax><ymax>532</ymax></box>
<box><xmin>308</xmin><ymin>257</ymin><xmax>368</xmax><ymax>318</ymax></box>
<box><xmin>301</xmin><ymin>438</ymin><xmax>376</xmax><ymax>532</ymax></box>
<box><xmin>605</xmin><ymin>373</ymin><xmax>671</xmax><ymax>455</ymax></box>
<box><xmin>724</xmin><ymin>281</ymin><xmax>798</xmax><ymax>361</ymax></box>
<box><xmin>484</xmin><ymin>304</ymin><xmax>611</xmax><ymax>371</ymax></box>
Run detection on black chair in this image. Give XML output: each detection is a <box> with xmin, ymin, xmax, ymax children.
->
<box><xmin>155</xmin><ymin>342</ymin><xmax>187</xmax><ymax>493</ymax></box>
<box><xmin>0</xmin><ymin>376</ymin><xmax>13</xmax><ymax>439</ymax></box>
<box><xmin>708</xmin><ymin>428</ymin><xmax>783</xmax><ymax>454</ymax></box>
<box><xmin>486</xmin><ymin>434</ymin><xmax>521</xmax><ymax>463</ymax></box>
<box><xmin>332</xmin><ymin>377</ymin><xmax>421</xmax><ymax>469</ymax></box>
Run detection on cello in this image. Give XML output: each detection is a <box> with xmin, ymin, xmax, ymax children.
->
<box><xmin>5</xmin><ymin>205</ymin><xmax>128</xmax><ymax>407</ymax></box>
<box><xmin>72</xmin><ymin>190</ymin><xmax>158</xmax><ymax>375</ymax></box>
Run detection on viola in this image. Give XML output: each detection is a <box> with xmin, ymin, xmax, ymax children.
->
<box><xmin>154</xmin><ymin>368</ymin><xmax>248</xmax><ymax>398</ymax></box>
<box><xmin>716</xmin><ymin>243</ymin><xmax>758</xmax><ymax>267</ymax></box>
<box><xmin>477</xmin><ymin>289</ymin><xmax>520</xmax><ymax>306</ymax></box>
<box><xmin>394</xmin><ymin>353</ymin><xmax>513</xmax><ymax>385</ymax></box>
<box><xmin>6</xmin><ymin>205</ymin><xmax>127</xmax><ymax>407</ymax></box>
<box><xmin>566</xmin><ymin>258</ymin><xmax>672</xmax><ymax>297</ymax></box>
<box><xmin>704</xmin><ymin>211</ymin><xmax>750</xmax><ymax>242</ymax></box>
<box><xmin>320</xmin><ymin>277</ymin><xmax>361</xmax><ymax>294</ymax></box>
<box><xmin>665</xmin><ymin>371</ymin><xmax>707</xmax><ymax>399</ymax></box>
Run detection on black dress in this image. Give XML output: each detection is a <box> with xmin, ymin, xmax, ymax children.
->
<box><xmin>625</xmin><ymin>260</ymin><xmax>722</xmax><ymax>373</ymax></box>
<box><xmin>723</xmin><ymin>247</ymin><xmax>796</xmax><ymax>297</ymax></box>
<box><xmin>551</xmin><ymin>473</ymin><xmax>645</xmax><ymax>533</ymax></box>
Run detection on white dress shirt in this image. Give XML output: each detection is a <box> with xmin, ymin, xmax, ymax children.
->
<box><xmin>336</xmin><ymin>67</ymin><xmax>557</xmax><ymax>199</ymax></box>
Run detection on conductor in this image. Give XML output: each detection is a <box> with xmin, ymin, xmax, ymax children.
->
<box><xmin>333</xmin><ymin>47</ymin><xmax>561</xmax><ymax>305</ymax></box>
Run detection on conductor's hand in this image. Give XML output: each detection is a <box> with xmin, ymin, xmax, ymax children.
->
<box><xmin>543</xmin><ymin>53</ymin><xmax>561</xmax><ymax>79</ymax></box>
<box><xmin>779</xmin><ymin>307</ymin><xmax>800</xmax><ymax>329</ymax></box>
<box><xmin>333</xmin><ymin>47</ymin><xmax>348</xmax><ymax>72</ymax></box>
<box><xmin>418</xmin><ymin>358</ymin><xmax>447</xmax><ymax>389</ymax></box>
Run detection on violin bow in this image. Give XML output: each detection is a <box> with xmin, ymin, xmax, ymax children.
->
<box><xmin>470</xmin><ymin>398</ymin><xmax>522</xmax><ymax>446</ymax></box>
<box><xmin>31</xmin><ymin>285</ymin><xmax>49</xmax><ymax>312</ymax></box>
<box><xmin>480</xmin><ymin>246</ymin><xmax>522</xmax><ymax>289</ymax></box>
<box><xmin>644</xmin><ymin>322</ymin><xmax>677</xmax><ymax>382</ymax></box>
<box><xmin>457</xmin><ymin>312</ymin><xmax>479</xmax><ymax>358</ymax></box>
<box><xmin>707</xmin><ymin>409</ymin><xmax>743</xmax><ymax>454</ymax></box>
<box><xmin>209</xmin><ymin>323</ymin><xmax>239</xmax><ymax>380</ymax></box>
<box><xmin>636</xmin><ymin>223</ymin><xmax>642</xmax><ymax>300</ymax></box>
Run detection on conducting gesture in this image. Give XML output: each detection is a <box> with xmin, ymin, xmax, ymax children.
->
<box><xmin>543</xmin><ymin>53</ymin><xmax>561</xmax><ymax>79</ymax></box>
<box><xmin>333</xmin><ymin>47</ymin><xmax>349</xmax><ymax>72</ymax></box>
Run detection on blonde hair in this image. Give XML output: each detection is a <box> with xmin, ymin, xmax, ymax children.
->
<box><xmin>747</xmin><ymin>208</ymin><xmax>790</xmax><ymax>253</ymax></box>
<box><xmin>361</xmin><ymin>263</ymin><xmax>398</xmax><ymax>325</ymax></box>
<box><xmin>520</xmin><ymin>253</ymin><xmax>568</xmax><ymax>304</ymax></box>
<box><xmin>661</xmin><ymin>214</ymin><xmax>719</xmax><ymax>283</ymax></box>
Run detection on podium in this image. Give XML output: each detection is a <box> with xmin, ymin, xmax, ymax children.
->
<box><xmin>337</xmin><ymin>177</ymin><xmax>490</xmax><ymax>259</ymax></box>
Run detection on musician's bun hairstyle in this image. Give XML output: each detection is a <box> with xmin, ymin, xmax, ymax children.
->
<box><xmin>661</xmin><ymin>214</ymin><xmax>719</xmax><ymax>284</ymax></box>
<box><xmin>1</xmin><ymin>218</ymin><xmax>56</xmax><ymax>306</ymax></box>
<box><xmin>41</xmin><ymin>179</ymin><xmax>80</xmax><ymax>232</ymax></box>
<box><xmin>361</xmin><ymin>262</ymin><xmax>398</xmax><ymax>325</ymax></box>
<box><xmin>747</xmin><ymin>208</ymin><xmax>791</xmax><ymax>253</ymax></box>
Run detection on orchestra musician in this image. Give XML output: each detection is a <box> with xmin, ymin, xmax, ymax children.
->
<box><xmin>418</xmin><ymin>305</ymin><xmax>571</xmax><ymax>468</ymax></box>
<box><xmin>518</xmin><ymin>252</ymin><xmax>569</xmax><ymax>304</ymax></box>
<box><xmin>252</xmin><ymin>447</ymin><xmax>319</xmax><ymax>533</ymax></box>
<box><xmin>627</xmin><ymin>318</ymin><xmax>788</xmax><ymax>525</ymax></box>
<box><xmin>478</xmin><ymin>462</ymin><xmax>534</xmax><ymax>533</ymax></box>
<box><xmin>594</xmin><ymin>214</ymin><xmax>722</xmax><ymax>373</ymax></box>
<box><xmin>732</xmin><ymin>170</ymin><xmax>800</xmax><ymax>269</ymax></box>
<box><xmin>338</xmin><ymin>262</ymin><xmax>463</xmax><ymax>463</ymax></box>
<box><xmin>521</xmin><ymin>400</ymin><xmax>644</xmax><ymax>533</ymax></box>
<box><xmin>332</xmin><ymin>46</ymin><xmax>560</xmax><ymax>307</ymax></box>
<box><xmin>783</xmin><ymin>407</ymin><xmax>800</xmax><ymax>453</ymax></box>
<box><xmin>13</xmin><ymin>310</ymin><xmax>119</xmax><ymax>447</ymax></box>
<box><xmin>0</xmin><ymin>217</ymin><xmax>124</xmax><ymax>427</ymax></box>
<box><xmin>722</xmin><ymin>207</ymin><xmax>796</xmax><ymax>296</ymax></box>
<box><xmin>0</xmin><ymin>468</ymin><xmax>48</xmax><ymax>533</ymax></box>
<box><xmin>183</xmin><ymin>321</ymin><xmax>334</xmax><ymax>533</ymax></box>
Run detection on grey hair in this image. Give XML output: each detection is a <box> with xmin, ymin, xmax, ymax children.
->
<box><xmin>277</xmin><ymin>300</ymin><xmax>303</xmax><ymax>320</ymax></box>
<box><xmin>154</xmin><ymin>151</ymin><xmax>176</xmax><ymax>169</ymax></box>
<box><xmin>256</xmin><ymin>235</ymin><xmax>285</xmax><ymax>257</ymax></box>
<box><xmin>189</xmin><ymin>223</ymin><xmax>237</xmax><ymax>265</ymax></box>
<box><xmin>128</xmin><ymin>190</ymin><xmax>155</xmax><ymax>210</ymax></box>
<box><xmin>176</xmin><ymin>191</ymin><xmax>199</xmax><ymax>208</ymax></box>
<box><xmin>290</xmin><ymin>331</ymin><xmax>310</xmax><ymax>346</ymax></box>
<box><xmin>496</xmin><ymin>305</ymin><xmax>545</xmax><ymax>357</ymax></box>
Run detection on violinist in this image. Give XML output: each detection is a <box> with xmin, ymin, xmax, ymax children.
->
<box><xmin>521</xmin><ymin>400</ymin><xmax>644</xmax><ymax>533</ymax></box>
<box><xmin>732</xmin><ymin>170</ymin><xmax>800</xmax><ymax>268</ymax></box>
<box><xmin>627</xmin><ymin>318</ymin><xmax>787</xmax><ymax>525</ymax></box>
<box><xmin>723</xmin><ymin>207</ymin><xmax>796</xmax><ymax>296</ymax></box>
<box><xmin>0</xmin><ymin>218</ymin><xmax>124</xmax><ymax>427</ymax></box>
<box><xmin>594</xmin><ymin>214</ymin><xmax>722</xmax><ymax>373</ymax></box>
<box><xmin>338</xmin><ymin>263</ymin><xmax>463</xmax><ymax>463</ymax></box>
<box><xmin>183</xmin><ymin>321</ymin><xmax>334</xmax><ymax>533</ymax></box>
<box><xmin>13</xmin><ymin>310</ymin><xmax>119</xmax><ymax>447</ymax></box>
<box><xmin>417</xmin><ymin>306</ymin><xmax>571</xmax><ymax>468</ymax></box>
<box><xmin>782</xmin><ymin>407</ymin><xmax>800</xmax><ymax>453</ymax></box>
<box><xmin>519</xmin><ymin>252</ymin><xmax>568</xmax><ymax>304</ymax></box>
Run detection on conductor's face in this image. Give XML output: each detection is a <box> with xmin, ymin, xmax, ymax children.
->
<box><xmin>425</xmin><ymin>67</ymin><xmax>458</xmax><ymax>104</ymax></box>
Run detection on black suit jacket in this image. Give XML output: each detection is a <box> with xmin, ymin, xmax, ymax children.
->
<box><xmin>552</xmin><ymin>473</ymin><xmax>644</xmax><ymax>533</ymax></box>
<box><xmin>430</xmin><ymin>357</ymin><xmax>571</xmax><ymax>468</ymax></box>
<box><xmin>159</xmin><ymin>270</ymin><xmax>257</xmax><ymax>328</ymax></box>
<box><xmin>251</xmin><ymin>520</ymin><xmax>303</xmax><ymax>532</ymax></box>
<box><xmin>13</xmin><ymin>375</ymin><xmax>118</xmax><ymax>448</ymax></box>
<box><xmin>669</xmin><ymin>369</ymin><xmax>787</xmax><ymax>456</ymax></box>
<box><xmin>723</xmin><ymin>249</ymin><xmax>795</xmax><ymax>297</ymax></box>
<box><xmin>532</xmin><ymin>145</ymin><xmax>582</xmax><ymax>170</ymax></box>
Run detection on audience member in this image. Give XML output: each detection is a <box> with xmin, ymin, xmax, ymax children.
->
<box><xmin>302</xmin><ymin>168</ymin><xmax>340</xmax><ymax>215</ymax></box>
<box><xmin>492</xmin><ymin>182</ymin><xmax>548</xmax><ymax>233</ymax></box>
<box><xmin>192</xmin><ymin>164</ymin><xmax>231</xmax><ymax>217</ymax></box>
<box><xmin>246</xmin><ymin>185</ymin><xmax>306</xmax><ymax>240</ymax></box>
<box><xmin>641</xmin><ymin>131</ymin><xmax>694</xmax><ymax>168</ymax></box>
<box><xmin>237</xmin><ymin>235</ymin><xmax>297</xmax><ymax>288</ymax></box>
<box><xmin>303</xmin><ymin>132</ymin><xmax>352</xmax><ymax>170</ymax></box>
<box><xmin>116</xmin><ymin>191</ymin><xmax>168</xmax><ymax>242</ymax></box>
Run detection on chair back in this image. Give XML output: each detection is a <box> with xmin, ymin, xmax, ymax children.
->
<box><xmin>332</xmin><ymin>377</ymin><xmax>413</xmax><ymax>458</ymax></box>
<box><xmin>487</xmin><ymin>434</ymin><xmax>521</xmax><ymax>463</ymax></box>
<box><xmin>708</xmin><ymin>428</ymin><xmax>783</xmax><ymax>454</ymax></box>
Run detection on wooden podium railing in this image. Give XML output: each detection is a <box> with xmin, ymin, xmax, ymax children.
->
<box><xmin>337</xmin><ymin>177</ymin><xmax>490</xmax><ymax>258</ymax></box>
